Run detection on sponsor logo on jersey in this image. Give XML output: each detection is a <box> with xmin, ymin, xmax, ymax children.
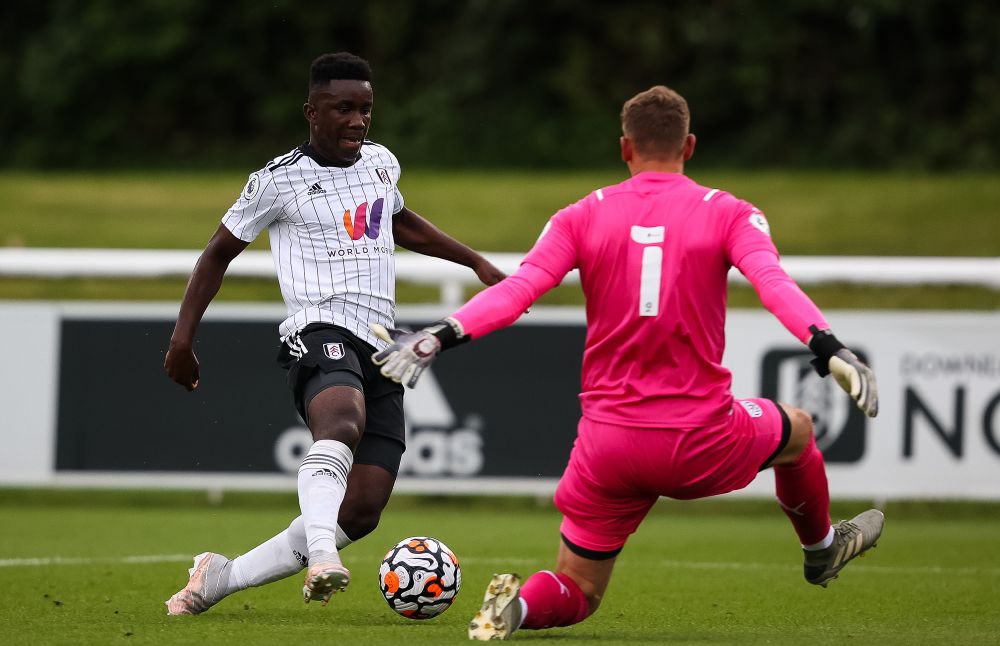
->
<box><xmin>749</xmin><ymin>210</ymin><xmax>771</xmax><ymax>236</ymax></box>
<box><xmin>323</xmin><ymin>342</ymin><xmax>345</xmax><ymax>360</ymax></box>
<box><xmin>243</xmin><ymin>172</ymin><xmax>261</xmax><ymax>200</ymax></box>
<box><xmin>376</xmin><ymin>167</ymin><xmax>391</xmax><ymax>185</ymax></box>
<box><xmin>343</xmin><ymin>198</ymin><xmax>385</xmax><ymax>240</ymax></box>
<box><xmin>307</xmin><ymin>181</ymin><xmax>326</xmax><ymax>196</ymax></box>
<box><xmin>739</xmin><ymin>399</ymin><xmax>764</xmax><ymax>417</ymax></box>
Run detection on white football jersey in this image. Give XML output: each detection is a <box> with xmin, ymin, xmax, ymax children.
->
<box><xmin>222</xmin><ymin>142</ymin><xmax>404</xmax><ymax>348</ymax></box>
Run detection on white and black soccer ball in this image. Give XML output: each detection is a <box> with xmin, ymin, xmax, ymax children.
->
<box><xmin>378</xmin><ymin>536</ymin><xmax>461</xmax><ymax>619</ymax></box>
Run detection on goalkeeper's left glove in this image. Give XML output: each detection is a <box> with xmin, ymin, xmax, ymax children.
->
<box><xmin>370</xmin><ymin>318</ymin><xmax>467</xmax><ymax>388</ymax></box>
<box><xmin>808</xmin><ymin>326</ymin><xmax>879</xmax><ymax>418</ymax></box>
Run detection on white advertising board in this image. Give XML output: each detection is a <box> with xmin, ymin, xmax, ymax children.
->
<box><xmin>725</xmin><ymin>311</ymin><xmax>1000</xmax><ymax>499</ymax></box>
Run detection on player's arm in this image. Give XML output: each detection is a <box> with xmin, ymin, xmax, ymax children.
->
<box><xmin>369</xmin><ymin>263</ymin><xmax>561</xmax><ymax>387</ymax></box>
<box><xmin>165</xmin><ymin>225</ymin><xmax>249</xmax><ymax>391</ymax></box>
<box><xmin>392</xmin><ymin>206</ymin><xmax>506</xmax><ymax>286</ymax></box>
<box><xmin>374</xmin><ymin>204</ymin><xmax>582</xmax><ymax>387</ymax></box>
<box><xmin>738</xmin><ymin>249</ymin><xmax>878</xmax><ymax>417</ymax></box>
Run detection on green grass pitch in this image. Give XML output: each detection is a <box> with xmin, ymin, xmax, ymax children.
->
<box><xmin>1</xmin><ymin>491</ymin><xmax>998</xmax><ymax>645</ymax></box>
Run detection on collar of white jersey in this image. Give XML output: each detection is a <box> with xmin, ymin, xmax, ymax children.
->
<box><xmin>299</xmin><ymin>142</ymin><xmax>363</xmax><ymax>168</ymax></box>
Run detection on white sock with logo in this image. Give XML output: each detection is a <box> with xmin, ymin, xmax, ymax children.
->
<box><xmin>227</xmin><ymin>517</ymin><xmax>357</xmax><ymax>594</ymax></box>
<box><xmin>297</xmin><ymin>439</ymin><xmax>353</xmax><ymax>564</ymax></box>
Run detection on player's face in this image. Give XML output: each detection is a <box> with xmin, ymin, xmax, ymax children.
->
<box><xmin>304</xmin><ymin>79</ymin><xmax>373</xmax><ymax>165</ymax></box>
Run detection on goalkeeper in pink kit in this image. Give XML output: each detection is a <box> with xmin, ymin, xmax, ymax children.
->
<box><xmin>372</xmin><ymin>86</ymin><xmax>882</xmax><ymax>641</ymax></box>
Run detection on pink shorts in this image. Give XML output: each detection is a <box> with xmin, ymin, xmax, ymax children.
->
<box><xmin>555</xmin><ymin>398</ymin><xmax>789</xmax><ymax>553</ymax></box>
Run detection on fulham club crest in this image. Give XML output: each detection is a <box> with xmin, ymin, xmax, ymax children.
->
<box><xmin>323</xmin><ymin>342</ymin><xmax>345</xmax><ymax>360</ymax></box>
<box><xmin>376</xmin><ymin>167</ymin><xmax>391</xmax><ymax>185</ymax></box>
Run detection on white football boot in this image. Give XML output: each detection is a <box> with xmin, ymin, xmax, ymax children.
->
<box><xmin>303</xmin><ymin>561</ymin><xmax>350</xmax><ymax>605</ymax></box>
<box><xmin>165</xmin><ymin>552</ymin><xmax>233</xmax><ymax>615</ymax></box>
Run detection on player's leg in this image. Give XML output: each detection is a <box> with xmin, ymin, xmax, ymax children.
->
<box><xmin>766</xmin><ymin>404</ymin><xmax>834</xmax><ymax>549</ymax></box>
<box><xmin>224</xmin><ymin>509</ymin><xmax>360</xmax><ymax>597</ymax></box>
<box><xmin>469</xmin><ymin>538</ymin><xmax>613</xmax><ymax>641</ymax></box>
<box><xmin>299</xmin><ymin>383</ymin><xmax>363</xmax><ymax>603</ymax></box>
<box><xmin>336</xmin><ymin>447</ymin><xmax>401</xmax><ymax>542</ymax></box>
<box><xmin>169</xmin><ymin>437</ymin><xmax>401</xmax><ymax>615</ymax></box>
<box><xmin>166</xmin><ymin>515</ymin><xmax>310</xmax><ymax>616</ymax></box>
<box><xmin>299</xmin><ymin>332</ymin><xmax>406</xmax><ymax>604</ymax></box>
<box><xmin>529</xmin><ymin>537</ymin><xmax>616</xmax><ymax>623</ymax></box>
<box><xmin>471</xmin><ymin>417</ymin><xmax>651</xmax><ymax>640</ymax></box>
<box><xmin>168</xmin><ymin>326</ymin><xmax>376</xmax><ymax>614</ymax></box>
<box><xmin>767</xmin><ymin>402</ymin><xmax>884</xmax><ymax>586</ymax></box>
<box><xmin>334</xmin><ymin>375</ymin><xmax>405</xmax><ymax>544</ymax></box>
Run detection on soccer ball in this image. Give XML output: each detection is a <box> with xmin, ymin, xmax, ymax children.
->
<box><xmin>378</xmin><ymin>536</ymin><xmax>461</xmax><ymax>619</ymax></box>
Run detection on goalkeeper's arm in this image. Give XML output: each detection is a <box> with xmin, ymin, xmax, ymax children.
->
<box><xmin>807</xmin><ymin>325</ymin><xmax>879</xmax><ymax>417</ymax></box>
<box><xmin>370</xmin><ymin>260</ymin><xmax>563</xmax><ymax>388</ymax></box>
<box><xmin>736</xmin><ymin>250</ymin><xmax>878</xmax><ymax>418</ymax></box>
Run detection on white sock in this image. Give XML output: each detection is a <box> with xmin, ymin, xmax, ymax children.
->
<box><xmin>228</xmin><ymin>521</ymin><xmax>307</xmax><ymax>593</ymax></box>
<box><xmin>286</xmin><ymin>515</ymin><xmax>355</xmax><ymax>552</ymax></box>
<box><xmin>802</xmin><ymin>526</ymin><xmax>836</xmax><ymax>551</ymax></box>
<box><xmin>297</xmin><ymin>439</ymin><xmax>353</xmax><ymax>563</ymax></box>
<box><xmin>226</xmin><ymin>517</ymin><xmax>357</xmax><ymax>594</ymax></box>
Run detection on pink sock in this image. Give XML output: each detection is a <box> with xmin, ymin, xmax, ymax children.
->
<box><xmin>519</xmin><ymin>570</ymin><xmax>590</xmax><ymax>630</ymax></box>
<box><xmin>773</xmin><ymin>435</ymin><xmax>832</xmax><ymax>546</ymax></box>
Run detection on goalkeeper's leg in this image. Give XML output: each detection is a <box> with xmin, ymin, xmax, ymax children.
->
<box><xmin>770</xmin><ymin>406</ymin><xmax>834</xmax><ymax>551</ymax></box>
<box><xmin>470</xmin><ymin>538</ymin><xmax>608</xmax><ymax>641</ymax></box>
<box><xmin>769</xmin><ymin>405</ymin><xmax>883</xmax><ymax>585</ymax></box>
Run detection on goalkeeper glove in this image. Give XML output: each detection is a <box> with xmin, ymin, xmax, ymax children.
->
<box><xmin>808</xmin><ymin>326</ymin><xmax>878</xmax><ymax>418</ymax></box>
<box><xmin>370</xmin><ymin>318</ymin><xmax>467</xmax><ymax>388</ymax></box>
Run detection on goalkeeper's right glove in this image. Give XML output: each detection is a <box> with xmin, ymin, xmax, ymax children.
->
<box><xmin>808</xmin><ymin>326</ymin><xmax>879</xmax><ymax>418</ymax></box>
<box><xmin>370</xmin><ymin>318</ymin><xmax>467</xmax><ymax>388</ymax></box>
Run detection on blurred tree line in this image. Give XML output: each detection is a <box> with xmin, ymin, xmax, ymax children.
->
<box><xmin>2</xmin><ymin>0</ymin><xmax>998</xmax><ymax>170</ymax></box>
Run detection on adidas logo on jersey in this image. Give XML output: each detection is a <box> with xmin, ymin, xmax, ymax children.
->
<box><xmin>306</xmin><ymin>182</ymin><xmax>326</xmax><ymax>195</ymax></box>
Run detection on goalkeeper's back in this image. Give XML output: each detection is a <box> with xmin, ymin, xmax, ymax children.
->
<box><xmin>515</xmin><ymin>171</ymin><xmax>780</xmax><ymax>429</ymax></box>
<box><xmin>449</xmin><ymin>85</ymin><xmax>832</xmax><ymax>430</ymax></box>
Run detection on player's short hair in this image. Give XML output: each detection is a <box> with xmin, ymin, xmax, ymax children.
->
<box><xmin>309</xmin><ymin>52</ymin><xmax>372</xmax><ymax>91</ymax></box>
<box><xmin>620</xmin><ymin>86</ymin><xmax>690</xmax><ymax>159</ymax></box>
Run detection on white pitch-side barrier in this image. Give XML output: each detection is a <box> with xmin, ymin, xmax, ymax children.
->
<box><xmin>1</xmin><ymin>248</ymin><xmax>997</xmax><ymax>307</ymax></box>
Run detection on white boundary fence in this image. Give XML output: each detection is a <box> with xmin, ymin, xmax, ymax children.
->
<box><xmin>1</xmin><ymin>248</ymin><xmax>998</xmax><ymax>306</ymax></box>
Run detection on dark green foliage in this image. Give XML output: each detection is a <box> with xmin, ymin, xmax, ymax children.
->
<box><xmin>2</xmin><ymin>0</ymin><xmax>999</xmax><ymax>169</ymax></box>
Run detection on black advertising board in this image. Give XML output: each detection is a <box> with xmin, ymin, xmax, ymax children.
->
<box><xmin>55</xmin><ymin>317</ymin><xmax>585</xmax><ymax>479</ymax></box>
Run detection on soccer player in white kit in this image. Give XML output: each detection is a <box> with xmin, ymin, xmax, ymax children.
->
<box><xmin>371</xmin><ymin>86</ymin><xmax>883</xmax><ymax>640</ymax></box>
<box><xmin>163</xmin><ymin>52</ymin><xmax>504</xmax><ymax>614</ymax></box>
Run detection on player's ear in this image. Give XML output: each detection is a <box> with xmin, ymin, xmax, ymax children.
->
<box><xmin>682</xmin><ymin>133</ymin><xmax>696</xmax><ymax>161</ymax></box>
<box><xmin>620</xmin><ymin>136</ymin><xmax>634</xmax><ymax>163</ymax></box>
<box><xmin>303</xmin><ymin>101</ymin><xmax>316</xmax><ymax>123</ymax></box>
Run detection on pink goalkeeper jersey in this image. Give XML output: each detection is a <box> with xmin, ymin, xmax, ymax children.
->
<box><xmin>452</xmin><ymin>171</ymin><xmax>828</xmax><ymax>428</ymax></box>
